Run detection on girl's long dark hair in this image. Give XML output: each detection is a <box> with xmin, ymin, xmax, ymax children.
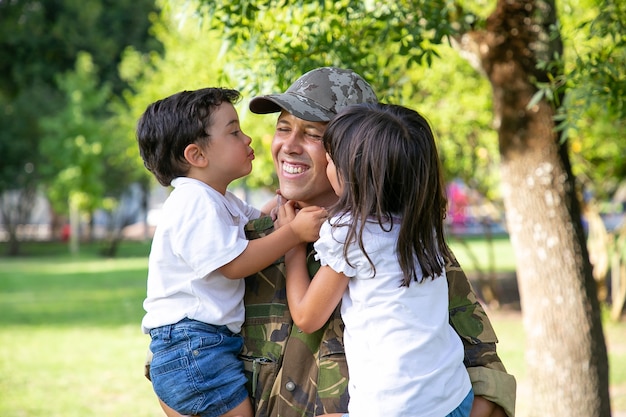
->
<box><xmin>323</xmin><ymin>103</ymin><xmax>452</xmax><ymax>286</ymax></box>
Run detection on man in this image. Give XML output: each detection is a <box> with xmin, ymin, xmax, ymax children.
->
<box><xmin>154</xmin><ymin>67</ymin><xmax>516</xmax><ymax>417</ymax></box>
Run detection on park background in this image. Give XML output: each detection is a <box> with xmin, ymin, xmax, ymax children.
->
<box><xmin>1</xmin><ymin>0</ymin><xmax>625</xmax><ymax>416</ymax></box>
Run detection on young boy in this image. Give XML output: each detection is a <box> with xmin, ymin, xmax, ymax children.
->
<box><xmin>137</xmin><ymin>87</ymin><xmax>327</xmax><ymax>417</ymax></box>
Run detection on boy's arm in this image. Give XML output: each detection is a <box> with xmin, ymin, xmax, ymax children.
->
<box><xmin>446</xmin><ymin>254</ymin><xmax>517</xmax><ymax>417</ymax></box>
<box><xmin>220</xmin><ymin>206</ymin><xmax>326</xmax><ymax>279</ymax></box>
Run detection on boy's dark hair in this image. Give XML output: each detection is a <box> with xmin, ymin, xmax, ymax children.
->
<box><xmin>323</xmin><ymin>103</ymin><xmax>452</xmax><ymax>286</ymax></box>
<box><xmin>136</xmin><ymin>88</ymin><xmax>241</xmax><ymax>186</ymax></box>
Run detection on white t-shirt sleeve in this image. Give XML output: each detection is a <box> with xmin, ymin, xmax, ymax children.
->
<box><xmin>314</xmin><ymin>221</ymin><xmax>357</xmax><ymax>278</ymax></box>
<box><xmin>225</xmin><ymin>190</ymin><xmax>262</xmax><ymax>221</ymax></box>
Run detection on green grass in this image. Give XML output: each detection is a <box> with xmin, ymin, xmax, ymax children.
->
<box><xmin>448</xmin><ymin>234</ymin><xmax>518</xmax><ymax>272</ymax></box>
<box><xmin>0</xmin><ymin>240</ymin><xmax>162</xmax><ymax>417</ymax></box>
<box><xmin>0</xmin><ymin>239</ymin><xmax>624</xmax><ymax>416</ymax></box>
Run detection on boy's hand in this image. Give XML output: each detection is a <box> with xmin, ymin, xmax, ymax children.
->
<box><xmin>277</xmin><ymin>201</ymin><xmax>327</xmax><ymax>242</ymax></box>
<box><xmin>291</xmin><ymin>205</ymin><xmax>328</xmax><ymax>242</ymax></box>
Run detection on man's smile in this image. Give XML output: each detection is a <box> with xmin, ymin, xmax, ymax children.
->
<box><xmin>282</xmin><ymin>161</ymin><xmax>308</xmax><ymax>174</ymax></box>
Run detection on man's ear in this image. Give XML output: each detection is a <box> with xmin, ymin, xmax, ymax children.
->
<box><xmin>183</xmin><ymin>143</ymin><xmax>208</xmax><ymax>167</ymax></box>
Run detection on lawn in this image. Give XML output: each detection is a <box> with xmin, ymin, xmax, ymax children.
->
<box><xmin>0</xmin><ymin>241</ymin><xmax>162</xmax><ymax>417</ymax></box>
<box><xmin>0</xmin><ymin>239</ymin><xmax>624</xmax><ymax>416</ymax></box>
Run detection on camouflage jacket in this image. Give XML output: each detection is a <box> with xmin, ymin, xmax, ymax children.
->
<box><xmin>242</xmin><ymin>217</ymin><xmax>516</xmax><ymax>417</ymax></box>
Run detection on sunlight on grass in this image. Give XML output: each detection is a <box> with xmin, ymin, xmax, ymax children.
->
<box><xmin>0</xmin><ymin>325</ymin><xmax>162</xmax><ymax>417</ymax></box>
<box><xmin>1</xmin><ymin>257</ymin><xmax>148</xmax><ymax>274</ymax></box>
<box><xmin>449</xmin><ymin>235</ymin><xmax>517</xmax><ymax>272</ymax></box>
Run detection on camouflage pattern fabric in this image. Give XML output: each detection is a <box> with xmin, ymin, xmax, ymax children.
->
<box><xmin>241</xmin><ymin>216</ymin><xmax>516</xmax><ymax>417</ymax></box>
<box><xmin>249</xmin><ymin>67</ymin><xmax>378</xmax><ymax>122</ymax></box>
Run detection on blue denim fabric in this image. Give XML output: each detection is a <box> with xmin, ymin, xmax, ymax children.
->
<box><xmin>446</xmin><ymin>388</ymin><xmax>474</xmax><ymax>417</ymax></box>
<box><xmin>149</xmin><ymin>318</ymin><xmax>248</xmax><ymax>417</ymax></box>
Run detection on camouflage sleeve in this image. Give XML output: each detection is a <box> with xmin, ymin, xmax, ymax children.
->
<box><xmin>467</xmin><ymin>367</ymin><xmax>517</xmax><ymax>417</ymax></box>
<box><xmin>446</xmin><ymin>254</ymin><xmax>517</xmax><ymax>416</ymax></box>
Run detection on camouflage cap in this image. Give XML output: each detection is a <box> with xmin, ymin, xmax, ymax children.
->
<box><xmin>249</xmin><ymin>67</ymin><xmax>378</xmax><ymax>122</ymax></box>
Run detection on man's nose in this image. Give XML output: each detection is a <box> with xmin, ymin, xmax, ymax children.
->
<box><xmin>281</xmin><ymin>131</ymin><xmax>302</xmax><ymax>153</ymax></box>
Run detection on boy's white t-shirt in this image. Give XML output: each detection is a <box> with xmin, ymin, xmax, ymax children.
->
<box><xmin>141</xmin><ymin>177</ymin><xmax>261</xmax><ymax>334</ymax></box>
<box><xmin>314</xmin><ymin>215</ymin><xmax>472</xmax><ymax>417</ymax></box>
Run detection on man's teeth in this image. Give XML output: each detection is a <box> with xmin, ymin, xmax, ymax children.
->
<box><xmin>284</xmin><ymin>164</ymin><xmax>305</xmax><ymax>174</ymax></box>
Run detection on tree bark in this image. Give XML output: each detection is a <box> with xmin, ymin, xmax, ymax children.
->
<box><xmin>461</xmin><ymin>0</ymin><xmax>611</xmax><ymax>415</ymax></box>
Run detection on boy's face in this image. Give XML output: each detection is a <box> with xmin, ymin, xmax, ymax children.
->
<box><xmin>271</xmin><ymin>111</ymin><xmax>338</xmax><ymax>208</ymax></box>
<box><xmin>203</xmin><ymin>102</ymin><xmax>254</xmax><ymax>191</ymax></box>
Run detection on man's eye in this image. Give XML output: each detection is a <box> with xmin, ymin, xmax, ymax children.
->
<box><xmin>306</xmin><ymin>133</ymin><xmax>322</xmax><ymax>140</ymax></box>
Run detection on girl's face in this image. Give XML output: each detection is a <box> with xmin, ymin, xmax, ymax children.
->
<box><xmin>325</xmin><ymin>152</ymin><xmax>342</xmax><ymax>196</ymax></box>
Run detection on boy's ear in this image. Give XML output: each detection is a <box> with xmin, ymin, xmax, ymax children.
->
<box><xmin>183</xmin><ymin>143</ymin><xmax>208</xmax><ymax>167</ymax></box>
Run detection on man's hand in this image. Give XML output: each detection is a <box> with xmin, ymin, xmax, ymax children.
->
<box><xmin>471</xmin><ymin>396</ymin><xmax>507</xmax><ymax>417</ymax></box>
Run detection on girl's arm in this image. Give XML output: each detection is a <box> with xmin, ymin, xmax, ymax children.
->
<box><xmin>219</xmin><ymin>205</ymin><xmax>326</xmax><ymax>279</ymax></box>
<box><xmin>284</xmin><ymin>246</ymin><xmax>349</xmax><ymax>333</ymax></box>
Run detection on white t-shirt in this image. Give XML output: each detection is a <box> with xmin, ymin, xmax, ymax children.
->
<box><xmin>141</xmin><ymin>177</ymin><xmax>261</xmax><ymax>334</ymax></box>
<box><xmin>314</xmin><ymin>215</ymin><xmax>471</xmax><ymax>417</ymax></box>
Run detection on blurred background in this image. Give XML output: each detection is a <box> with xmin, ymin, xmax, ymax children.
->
<box><xmin>1</xmin><ymin>0</ymin><xmax>625</xmax><ymax>416</ymax></box>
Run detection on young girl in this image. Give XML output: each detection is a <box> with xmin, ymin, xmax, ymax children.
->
<box><xmin>137</xmin><ymin>87</ymin><xmax>327</xmax><ymax>417</ymax></box>
<box><xmin>279</xmin><ymin>103</ymin><xmax>473</xmax><ymax>417</ymax></box>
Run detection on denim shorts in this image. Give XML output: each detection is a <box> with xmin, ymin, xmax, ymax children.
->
<box><xmin>149</xmin><ymin>318</ymin><xmax>248</xmax><ymax>417</ymax></box>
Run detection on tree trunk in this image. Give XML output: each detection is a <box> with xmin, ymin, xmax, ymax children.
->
<box><xmin>0</xmin><ymin>186</ymin><xmax>37</xmax><ymax>256</ymax></box>
<box><xmin>462</xmin><ymin>0</ymin><xmax>611</xmax><ymax>415</ymax></box>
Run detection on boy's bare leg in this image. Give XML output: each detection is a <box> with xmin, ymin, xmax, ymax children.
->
<box><xmin>158</xmin><ymin>399</ymin><xmax>192</xmax><ymax>417</ymax></box>
<box><xmin>220</xmin><ymin>397</ymin><xmax>253</xmax><ymax>417</ymax></box>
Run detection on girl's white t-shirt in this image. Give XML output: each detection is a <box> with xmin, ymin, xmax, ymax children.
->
<box><xmin>141</xmin><ymin>177</ymin><xmax>261</xmax><ymax>334</ymax></box>
<box><xmin>314</xmin><ymin>215</ymin><xmax>471</xmax><ymax>417</ymax></box>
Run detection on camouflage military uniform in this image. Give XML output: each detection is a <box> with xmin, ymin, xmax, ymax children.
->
<box><xmin>241</xmin><ymin>217</ymin><xmax>516</xmax><ymax>417</ymax></box>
